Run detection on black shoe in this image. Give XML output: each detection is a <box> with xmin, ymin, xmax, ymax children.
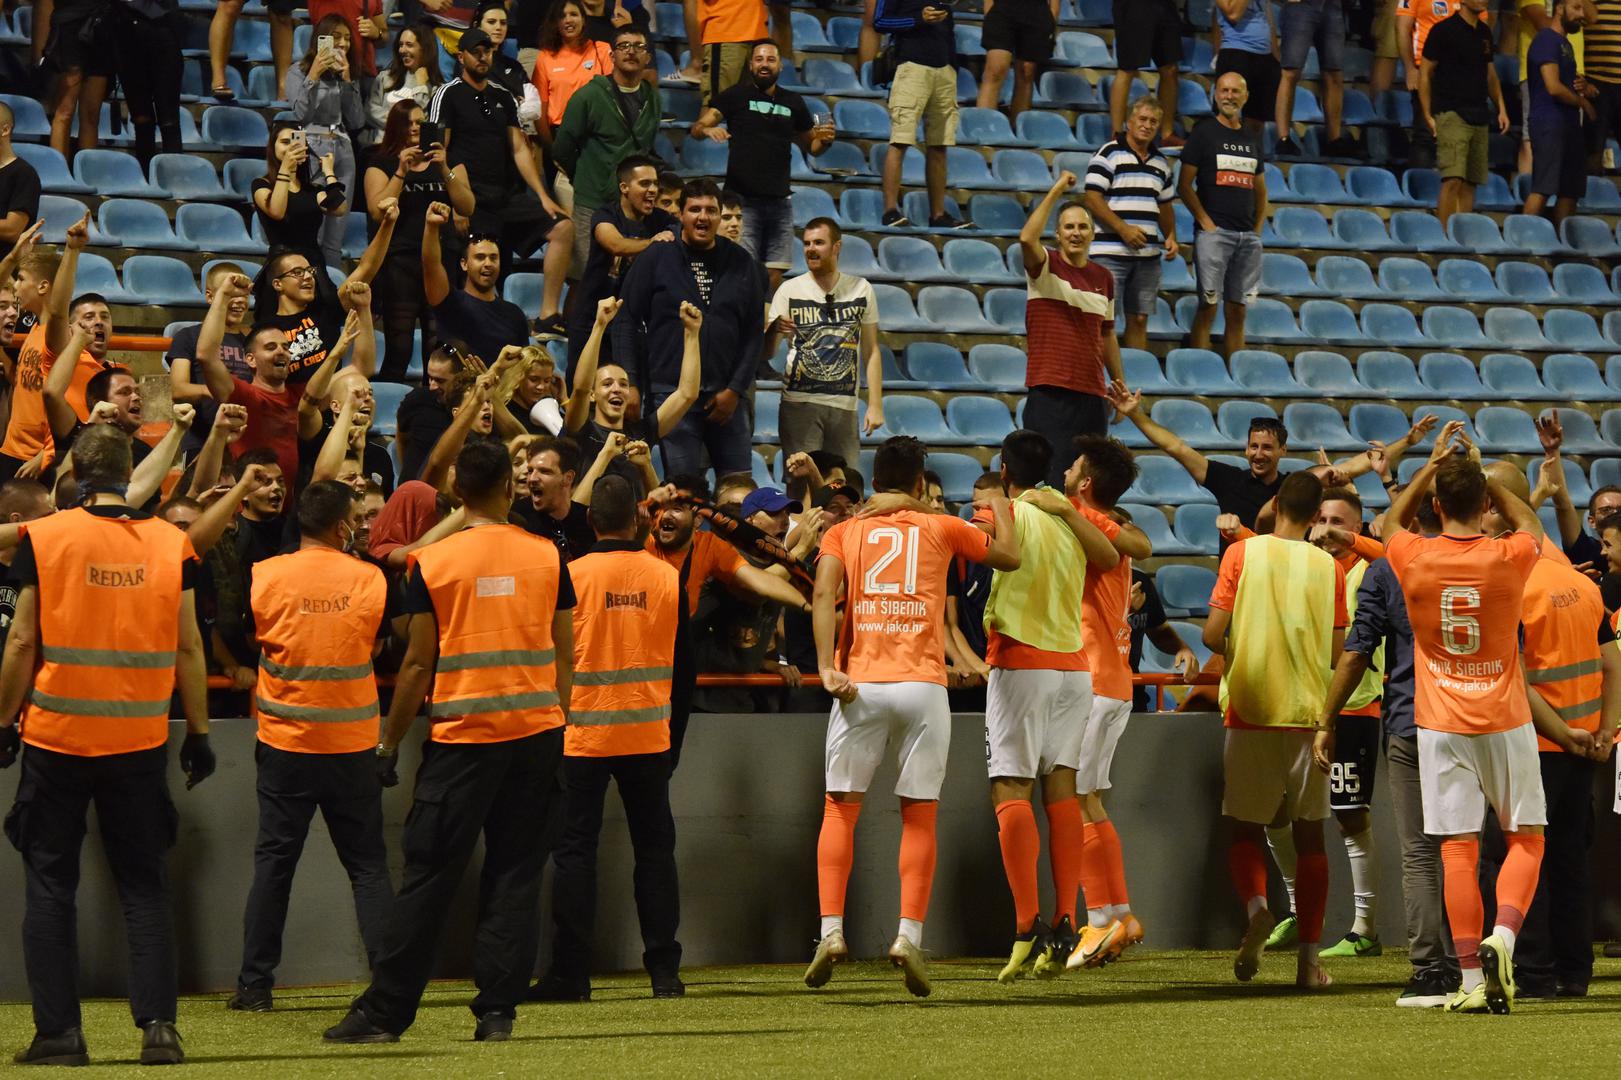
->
<box><xmin>323</xmin><ymin>1008</ymin><xmax>399</xmax><ymax>1044</ymax></box>
<box><xmin>227</xmin><ymin>987</ymin><xmax>273</xmax><ymax>1012</ymax></box>
<box><xmin>139</xmin><ymin>1021</ymin><xmax>183</xmax><ymax>1066</ymax></box>
<box><xmin>1324</xmin><ymin>135</ymin><xmax>1362</xmax><ymax>159</ymax></box>
<box><xmin>526</xmin><ymin>974</ymin><xmax>592</xmax><ymax>1002</ymax></box>
<box><xmin>473</xmin><ymin>1013</ymin><xmax>512</xmax><ymax>1042</ymax></box>
<box><xmin>1556</xmin><ymin>981</ymin><xmax>1590</xmax><ymax>998</ymax></box>
<box><xmin>14</xmin><ymin>1028</ymin><xmax>89</xmax><ymax>1066</ymax></box>
<box><xmin>650</xmin><ymin>973</ymin><xmax>686</xmax><ymax>998</ymax></box>
<box><xmin>1045</xmin><ymin>914</ymin><xmax>1080</xmax><ymax>973</ymax></box>
<box><xmin>880</xmin><ymin>208</ymin><xmax>908</xmax><ymax>228</ymax></box>
<box><xmin>1603</xmin><ymin>942</ymin><xmax>1621</xmax><ymax>958</ymax></box>
<box><xmin>1516</xmin><ymin>978</ymin><xmax>1557</xmax><ymax>1000</ymax></box>
<box><xmin>1275</xmin><ymin>137</ymin><xmax>1303</xmax><ymax>158</ymax></box>
<box><xmin>1395</xmin><ymin>969</ymin><xmax>1456</xmax><ymax>1008</ymax></box>
<box><xmin>530</xmin><ymin>314</ymin><xmax>567</xmax><ymax>342</ymax></box>
<box><xmin>929</xmin><ymin>213</ymin><xmax>973</xmax><ymax>230</ymax></box>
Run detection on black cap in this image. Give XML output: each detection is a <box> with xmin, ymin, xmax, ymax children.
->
<box><xmin>813</xmin><ymin>485</ymin><xmax>861</xmax><ymax>507</ymax></box>
<box><xmin>458</xmin><ymin>27</ymin><xmax>495</xmax><ymax>53</ymax></box>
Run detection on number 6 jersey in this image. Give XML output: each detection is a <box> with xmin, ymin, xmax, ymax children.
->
<box><xmin>1385</xmin><ymin>529</ymin><xmax>1541</xmax><ymax>735</ymax></box>
<box><xmin>819</xmin><ymin>510</ymin><xmax>993</xmax><ymax>686</ymax></box>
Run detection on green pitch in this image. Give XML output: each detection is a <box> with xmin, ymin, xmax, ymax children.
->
<box><xmin>1</xmin><ymin>951</ymin><xmax>1612</xmax><ymax>1077</ymax></box>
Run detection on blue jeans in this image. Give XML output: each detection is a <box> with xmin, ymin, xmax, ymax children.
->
<box><xmin>1279</xmin><ymin>0</ymin><xmax>1345</xmax><ymax>72</ymax></box>
<box><xmin>740</xmin><ymin>195</ymin><xmax>794</xmax><ymax>269</ymax></box>
<box><xmin>655</xmin><ymin>390</ymin><xmax>754</xmax><ymax>478</ymax></box>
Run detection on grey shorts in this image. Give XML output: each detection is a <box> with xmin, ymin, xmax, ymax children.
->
<box><xmin>1280</xmin><ymin>0</ymin><xmax>1345</xmax><ymax>72</ymax></box>
<box><xmin>740</xmin><ymin>194</ymin><xmax>795</xmax><ymax>270</ymax></box>
<box><xmin>1093</xmin><ymin>254</ymin><xmax>1162</xmax><ymax>317</ymax></box>
<box><xmin>1193</xmin><ymin>228</ymin><xmax>1262</xmax><ymax>306</ymax></box>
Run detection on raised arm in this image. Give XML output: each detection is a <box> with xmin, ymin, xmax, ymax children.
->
<box><xmin>196</xmin><ymin>274</ymin><xmax>252</xmax><ymax>404</ymax></box>
<box><xmin>342</xmin><ymin>198</ymin><xmax>398</xmax><ymax>289</ymax></box>
<box><xmin>188</xmin><ymin>404</ymin><xmax>247</xmax><ymax>500</ymax></box>
<box><xmin>187</xmin><ymin>463</ymin><xmax>270</xmax><ymax>556</ymax></box>
<box><xmin>980</xmin><ymin>491</ymin><xmax>1021</xmax><ymax>570</ymax></box>
<box><xmin>655</xmin><ymin>301</ymin><xmax>703</xmax><ymax>438</ymax></box>
<box><xmin>1388</xmin><ymin>419</ymin><xmax>1467</xmax><ymax>534</ymax></box>
<box><xmin>420</xmin><ymin>369</ymin><xmax>496</xmax><ymax>493</ymax></box>
<box><xmin>1106</xmin><ymin>379</ymin><xmax>1209</xmax><ymax>484</ymax></box>
<box><xmin>1020</xmin><ymin>170</ymin><xmax>1077</xmax><ymax>277</ymax></box>
<box><xmin>42</xmin><ymin>325</ymin><xmax>90</xmax><ymax>441</ymax></box>
<box><xmin>299</xmin><ymin>308</ymin><xmax>361</xmax><ymax>440</ymax></box>
<box><xmin>564</xmin><ymin>297</ymin><xmax>619</xmax><ymax>435</ymax></box>
<box><xmin>420</xmin><ymin>200</ymin><xmax>453</xmax><ymax>307</ymax></box>
<box><xmin>572</xmin><ymin>431</ymin><xmax>625</xmax><ymax>506</ymax></box>
<box><xmin>127</xmin><ymin>403</ymin><xmax>194</xmax><ymax>509</ymax></box>
<box><xmin>313</xmin><ymin>381</ymin><xmax>366</xmax><ymax>483</ymax></box>
<box><xmin>44</xmin><ymin>213</ymin><xmax>89</xmax><ymax>357</ymax></box>
<box><xmin>734</xmin><ymin>560</ymin><xmax>815</xmax><ymax>614</ymax></box>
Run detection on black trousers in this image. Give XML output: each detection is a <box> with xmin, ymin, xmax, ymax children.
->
<box><xmin>356</xmin><ymin>728</ymin><xmax>562</xmax><ymax>1033</ymax></box>
<box><xmin>4</xmin><ymin>744</ymin><xmax>177</xmax><ymax>1036</ymax></box>
<box><xmin>549</xmin><ymin>752</ymin><xmax>681</xmax><ymax>981</ymax></box>
<box><xmin>670</xmin><ymin>618</ymin><xmax>694</xmax><ymax>771</ymax></box>
<box><xmin>469</xmin><ymin>186</ymin><xmax>558</xmax><ymax>278</ymax></box>
<box><xmin>374</xmin><ymin>252</ymin><xmax>435</xmax><ymax>384</ymax></box>
<box><xmin>111</xmin><ymin>7</ymin><xmax>182</xmax><ymax>166</ymax></box>
<box><xmin>1516</xmin><ymin>750</ymin><xmax>1596</xmax><ymax>989</ymax></box>
<box><xmin>1023</xmin><ymin>385</ymin><xmax>1108</xmax><ymax>489</ymax></box>
<box><xmin>237</xmin><ymin>742</ymin><xmax>393</xmax><ymax>991</ymax></box>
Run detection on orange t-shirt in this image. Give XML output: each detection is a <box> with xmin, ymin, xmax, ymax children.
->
<box><xmin>646</xmin><ymin>529</ymin><xmax>745</xmax><ymax>617</ymax></box>
<box><xmin>1386</xmin><ymin>529</ymin><xmax>1541</xmax><ymax>735</ymax></box>
<box><xmin>1</xmin><ymin>322</ymin><xmax>101</xmax><ymax>463</ymax></box>
<box><xmin>1522</xmin><ymin>553</ymin><xmax>1608</xmax><ymax>751</ymax></box>
<box><xmin>971</xmin><ymin>503</ymin><xmax>1088</xmax><ymax>672</ymax></box>
<box><xmin>700</xmin><ymin>0</ymin><xmax>768</xmax><ymax>46</ymax></box>
<box><xmin>1077</xmin><ymin>502</ymin><xmax>1132</xmax><ymax>701</ymax></box>
<box><xmin>821</xmin><ymin>510</ymin><xmax>992</xmax><ymax>686</ymax></box>
<box><xmin>532</xmin><ymin>41</ymin><xmax>616</xmax><ymax>128</ymax></box>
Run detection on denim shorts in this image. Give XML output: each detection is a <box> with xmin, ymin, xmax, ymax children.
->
<box><xmin>1092</xmin><ymin>254</ymin><xmax>1162</xmax><ymax>317</ymax></box>
<box><xmin>1193</xmin><ymin>228</ymin><xmax>1262</xmax><ymax>306</ymax></box>
<box><xmin>740</xmin><ymin>194</ymin><xmax>795</xmax><ymax>269</ymax></box>
<box><xmin>1279</xmin><ymin>0</ymin><xmax>1345</xmax><ymax>72</ymax></box>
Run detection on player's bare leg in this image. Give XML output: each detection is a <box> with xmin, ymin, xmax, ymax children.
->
<box><xmin>806</xmin><ymin>791</ymin><xmax>860</xmax><ymax>988</ymax></box>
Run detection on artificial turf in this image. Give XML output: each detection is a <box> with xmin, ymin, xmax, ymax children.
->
<box><xmin>3</xmin><ymin>949</ymin><xmax>1615</xmax><ymax>1077</ymax></box>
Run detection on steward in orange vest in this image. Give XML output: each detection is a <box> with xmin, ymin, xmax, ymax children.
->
<box><xmin>531</xmin><ymin>474</ymin><xmax>684</xmax><ymax>1002</ymax></box>
<box><xmin>231</xmin><ymin>480</ymin><xmax>393</xmax><ymax>1013</ymax></box>
<box><xmin>327</xmin><ymin>439</ymin><xmax>575</xmax><ymax>1046</ymax></box>
<box><xmin>0</xmin><ymin>424</ymin><xmax>213</xmax><ymax>1067</ymax></box>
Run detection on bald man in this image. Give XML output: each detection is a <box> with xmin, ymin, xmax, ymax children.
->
<box><xmin>310</xmin><ymin>370</ymin><xmax>394</xmax><ymax>495</ymax></box>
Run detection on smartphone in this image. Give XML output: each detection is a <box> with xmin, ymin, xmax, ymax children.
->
<box><xmin>418</xmin><ymin>120</ymin><xmax>441</xmax><ymax>153</ymax></box>
<box><xmin>318</xmin><ymin>33</ymin><xmax>335</xmax><ymax>56</ymax></box>
<box><xmin>290</xmin><ymin>127</ymin><xmax>306</xmax><ymax>149</ymax></box>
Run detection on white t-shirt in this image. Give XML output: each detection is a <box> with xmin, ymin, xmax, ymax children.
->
<box><xmin>767</xmin><ymin>271</ymin><xmax>879</xmax><ymax>410</ymax></box>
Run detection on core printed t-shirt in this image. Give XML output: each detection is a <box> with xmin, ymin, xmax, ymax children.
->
<box><xmin>820</xmin><ymin>510</ymin><xmax>992</xmax><ymax>687</ymax></box>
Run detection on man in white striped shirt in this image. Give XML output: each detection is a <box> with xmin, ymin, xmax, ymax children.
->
<box><xmin>1082</xmin><ymin>95</ymin><xmax>1179</xmax><ymax>352</ymax></box>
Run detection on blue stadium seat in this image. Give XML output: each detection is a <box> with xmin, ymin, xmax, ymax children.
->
<box><xmin>1151</xmin><ymin>400</ymin><xmax>1230</xmax><ymax>449</ymax></box>
<box><xmin>969</xmin><ymin>289</ymin><xmax>1017</xmax><ymax>334</ymax></box>
<box><xmin>967</xmin><ymin>343</ymin><xmax>1025</xmax><ymax>389</ymax></box>
<box><xmin>1553</xmin><ymin>263</ymin><xmax>1619</xmax><ymax>305</ymax></box>
<box><xmin>1314</xmin><ymin>255</ymin><xmax>1383</xmax><ymax>298</ymax></box>
<box><xmin>1530</xmin><ymin>457</ymin><xmax>1593</xmax><ymax>507</ymax></box>
<box><xmin>1231</xmin><ymin>350</ymin><xmax>1307</xmax><ymax>396</ymax></box>
<box><xmin>918</xmin><ymin>452</ymin><xmax>981</xmax><ymax>502</ymax></box>
<box><xmin>1348</xmin><ymin>403</ymin><xmax>1412</xmax><ymax>446</ymax></box>
<box><xmin>1283</xmin><ymin>403</ymin><xmax>1360</xmax><ymax>451</ymax></box>
<box><xmin>1483</xmin><ymin>308</ymin><xmax>1551</xmax><ymax>350</ymax></box>
<box><xmin>1074</xmin><ymin>113</ymin><xmax>1114</xmax><ymax>150</ymax></box>
<box><xmin>1544</xmin><ymin>353</ymin><xmax>1621</xmax><ymax>400</ymax></box>
<box><xmin>199</xmin><ymin>105</ymin><xmax>269</xmax><ymax>151</ymax></box>
<box><xmin>1481</xmin><ymin>353</ymin><xmax>1552</xmax><ymax>399</ymax></box>
<box><xmin>12</xmin><ymin>143</ymin><xmax>91</xmax><ymax>195</ymax></box>
<box><xmin>175</xmin><ymin>203</ymin><xmax>265</xmax><ymax>255</ymax></box>
<box><xmin>1438</xmin><ymin>259</ymin><xmax>1508</xmax><ymax>302</ymax></box>
<box><xmin>991</xmin><ymin>148</ymin><xmax>1054</xmax><ymax>189</ymax></box>
<box><xmin>1448</xmin><ymin>212</ymin><xmax>1513</xmax><ymax>254</ymax></box>
<box><xmin>879</xmin><ymin>395</ymin><xmax>957</xmax><ymax>443</ymax></box>
<box><xmin>1272</xmin><ymin>206</ymin><xmax>1348</xmax><ymax>249</ymax></box>
<box><xmin>679</xmin><ymin>135</ymin><xmax>727</xmax><ymax>176</ymax></box>
<box><xmin>98</xmin><ymin>199</ymin><xmax>192</xmax><ymax>251</ymax></box>
<box><xmin>1544</xmin><ymin>309</ymin><xmax>1611</xmax><ymax>352</ymax></box>
<box><xmin>1145</xmin><ymin>296</ymin><xmax>1184</xmax><ymax>339</ymax></box>
<box><xmin>1165</xmin><ymin>348</ymin><xmax>1239</xmax><ymax>395</ymax></box>
<box><xmin>824</xmin><ymin>15</ymin><xmax>862</xmax><ymax>47</ymax></box>
<box><xmin>1177</xmin><ymin>77</ymin><xmax>1211</xmax><ymax>117</ymax></box>
<box><xmin>1419</xmin><ymin>352</ymin><xmax>1499</xmax><ymax>400</ymax></box>
<box><xmin>751</xmin><ymin>452</ymin><xmax>775</xmax><ymax>489</ymax></box>
<box><xmin>1422</xmin><ymin>306</ymin><xmax>1491</xmax><ymax>348</ymax></box>
<box><xmin>871</xmin><ymin>284</ymin><xmax>930</xmax><ymax>331</ymax></box>
<box><xmin>1389</xmin><ymin>210</ymin><xmax>1464</xmax><ymax>251</ymax></box>
<box><xmin>37</xmin><ymin>194</ymin><xmax>104</xmax><ymax>244</ymax></box>
<box><xmin>1361</xmin><ymin>304</ymin><xmax>1430</xmax><ymax>347</ymax></box>
<box><xmin>121</xmin><ymin>255</ymin><xmax>205</xmax><ymax>305</ymax></box>
<box><xmin>1473</xmin><ymin>407</ymin><xmax>1543</xmax><ymax>453</ymax></box>
<box><xmin>943</xmin><ymin>239</ymin><xmax>1021</xmax><ymax>285</ymax></box>
<box><xmin>934</xmin><ymin>146</ymin><xmax>994</xmax><ymax>188</ymax></box>
<box><xmin>245</xmin><ymin>64</ymin><xmax>285</xmax><ymax>106</ymax></box>
<box><xmin>503</xmin><ymin>273</ymin><xmax>541</xmax><ymax>310</ymax></box>
<box><xmin>1411</xmin><ymin>405</ymin><xmax>1478</xmax><ymax>448</ymax></box>
<box><xmin>0</xmin><ymin>94</ymin><xmax>48</xmax><ymax>140</ymax></box>
<box><xmin>1299</xmin><ymin>299</ymin><xmax>1369</xmax><ymax>346</ymax></box>
<box><xmin>1357</xmin><ymin>351</ymin><xmax>1429</xmax><ymax>398</ymax></box>
<box><xmin>798</xmin><ymin>141</ymin><xmax>874</xmax><ymax>183</ymax></box>
<box><xmin>957</xmin><ymin>107</ymin><xmax>1032</xmax><ymax>147</ymax></box>
<box><xmin>1606</xmin><ymin>310</ymin><xmax>1621</xmax><ymax>348</ymax></box>
<box><xmin>1376</xmin><ymin>257</ymin><xmax>1444</xmax><ymax>301</ymax></box>
<box><xmin>370</xmin><ymin>382</ymin><xmax>409</xmax><ymax>437</ymax></box>
<box><xmin>1121</xmin><ymin>503</ymin><xmax>1192</xmax><ymax>556</ymax></box>
<box><xmin>1261</xmin><ymin>162</ymin><xmax>1303</xmax><ymax>203</ymax></box>
<box><xmin>1172</xmin><ymin>504</ymin><xmax>1221</xmax><ymax>556</ymax></box>
<box><xmin>900</xmin><ymin>191</ymin><xmax>969</xmax><ymax>232</ymax></box>
<box><xmin>904</xmin><ymin>342</ymin><xmax>982</xmax><ymax>389</ymax></box>
<box><xmin>1287</xmin><ymin>162</ymin><xmax>1355</xmax><ymax>203</ymax></box>
<box><xmin>71</xmin><ymin>148</ymin><xmax>166</xmax><ymax>197</ymax></box>
<box><xmin>1035</xmin><ymin>70</ymin><xmax>1102</xmax><ymax>109</ymax></box>
<box><xmin>1346</xmin><ymin>165</ymin><xmax>1420</xmax><ymax>207</ymax></box>
<box><xmin>150</xmin><ymin>153</ymin><xmax>229</xmax><ymax>201</ymax></box>
<box><xmin>1594</xmin><ymin>457</ymin><xmax>1621</xmax><ymax>493</ymax></box>
<box><xmin>794</xmin><ymin>185</ymin><xmax>843</xmax><ymax>227</ymax></box>
<box><xmin>1215</xmin><ymin>401</ymin><xmax>1279</xmax><ymax>444</ymax></box>
<box><xmin>1580</xmin><ymin>175</ymin><xmax>1621</xmax><ymax>211</ymax></box>
<box><xmin>955</xmin><ymin>23</ymin><xmax>986</xmax><ymax>56</ymax></box>
<box><xmin>1502</xmin><ymin>213</ymin><xmax>1568</xmax><ymax>256</ymax></box>
<box><xmin>1352</xmin><ymin>471</ymin><xmax>1391</xmax><ymax>510</ymax></box>
<box><xmin>880</xmin><ymin>346</ymin><xmax>925</xmax><ymax>390</ymax></box>
<box><xmin>1562</xmin><ymin>215</ymin><xmax>1621</xmax><ymax>258</ymax></box>
<box><xmin>1109</xmin><ymin>414</ymin><xmax>1151</xmax><ymax>447</ymax></box>
<box><xmin>878</xmin><ymin>236</ymin><xmax>951</xmax><ymax>281</ymax></box>
<box><xmin>791</xmin><ymin>11</ymin><xmax>836</xmax><ymax>50</ymax></box>
<box><xmin>1121</xmin><ymin>348</ymin><xmax>1172</xmax><ymax>393</ymax></box>
<box><xmin>1014</xmin><ymin>109</ymin><xmax>1081</xmax><ymax>151</ymax></box>
<box><xmin>1161</xmin><ymin>254</ymin><xmax>1196</xmax><ymax>292</ymax></box>
<box><xmin>1244</xmin><ymin>299</ymin><xmax>1308</xmax><ymax>343</ymax></box>
<box><xmin>1330</xmin><ymin>208</ymin><xmax>1400</xmax><ymax>250</ymax></box>
<box><xmin>72</xmin><ymin>252</ymin><xmax>132</xmax><ymax>303</ymax></box>
<box><xmin>1125</xmin><ymin>456</ymin><xmax>1215</xmax><ymax>505</ymax></box>
<box><xmin>1473</xmin><ymin>173</ymin><xmax>1519</xmax><ymax>211</ymax></box>
<box><xmin>946</xmin><ymin>397</ymin><xmax>1014</xmax><ymax>444</ymax></box>
<box><xmin>222</xmin><ymin>158</ymin><xmax>261</xmax><ymax>203</ymax></box>
<box><xmin>661</xmin><ymin>87</ymin><xmax>701</xmax><ymax>125</ymax></box>
<box><xmin>1402</xmin><ymin>168</ymin><xmax>1440</xmax><ymax>207</ymax></box>
<box><xmin>1259</xmin><ymin>253</ymin><xmax>1325</xmax><ymax>296</ymax></box>
<box><xmin>1295</xmin><ymin>351</ymin><xmax>1372</xmax><ymax>398</ymax></box>
<box><xmin>1495</xmin><ymin>260</ymin><xmax>1555</xmax><ymax>303</ymax></box>
<box><xmin>1054</xmin><ymin>30</ymin><xmax>1115</xmax><ymax>67</ymax></box>
<box><xmin>1583</xmin><ymin>410</ymin><xmax>1621</xmax><ymax>453</ymax></box>
<box><xmin>834</xmin><ymin>99</ymin><xmax>890</xmax><ymax>139</ymax></box>
<box><xmin>967</xmin><ymin>194</ymin><xmax>1029</xmax><ymax>236</ymax></box>
<box><xmin>1157</xmin><ymin>564</ymin><xmax>1217</xmax><ymax>617</ymax></box>
<box><xmin>754</xmin><ymin>391</ymin><xmax>780</xmax><ymax>444</ymax></box>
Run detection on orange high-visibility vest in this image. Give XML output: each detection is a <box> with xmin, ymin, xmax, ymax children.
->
<box><xmin>1524</xmin><ymin>556</ymin><xmax>1607</xmax><ymax>753</ymax></box>
<box><xmin>251</xmin><ymin>545</ymin><xmax>388</xmax><ymax>754</ymax></box>
<box><xmin>20</xmin><ymin>507</ymin><xmax>191</xmax><ymax>757</ymax></box>
<box><xmin>412</xmin><ymin>523</ymin><xmax>566</xmax><ymax>744</ymax></box>
<box><xmin>566</xmin><ymin>547</ymin><xmax>679</xmax><ymax>757</ymax></box>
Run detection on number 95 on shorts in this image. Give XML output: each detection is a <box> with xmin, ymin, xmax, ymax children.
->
<box><xmin>1329</xmin><ymin>714</ymin><xmax>1380</xmax><ymax>811</ymax></box>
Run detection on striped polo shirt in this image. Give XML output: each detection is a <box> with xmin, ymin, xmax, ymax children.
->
<box><xmin>1084</xmin><ymin>136</ymin><xmax>1175</xmax><ymax>260</ymax></box>
<box><xmin>1586</xmin><ymin>0</ymin><xmax>1621</xmax><ymax>83</ymax></box>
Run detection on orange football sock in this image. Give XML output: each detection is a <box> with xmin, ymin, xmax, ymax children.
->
<box><xmin>1441</xmin><ymin>837</ymin><xmax>1484</xmax><ymax>970</ymax></box>
<box><xmin>817</xmin><ymin>795</ymin><xmax>862</xmax><ymax>917</ymax></box>
<box><xmin>1494</xmin><ymin>832</ymin><xmax>1545</xmax><ymax>942</ymax></box>
<box><xmin>1227</xmin><ymin>837</ymin><xmax>1268</xmax><ymax>908</ymax></box>
<box><xmin>1294</xmin><ymin>852</ymin><xmax>1328</xmax><ymax>946</ymax></box>
<box><xmin>898</xmin><ymin>800</ymin><xmax>938</xmax><ymax>922</ymax></box>
<box><xmin>1045</xmin><ymin>797</ymin><xmax>1085</xmax><ymax>923</ymax></box>
<box><xmin>995</xmin><ymin>799</ymin><xmax>1042</xmax><ymax>934</ymax></box>
<box><xmin>1095</xmin><ymin>818</ymin><xmax>1130</xmax><ymax>910</ymax></box>
<box><xmin>1080</xmin><ymin>821</ymin><xmax>1110</xmax><ymax>922</ymax></box>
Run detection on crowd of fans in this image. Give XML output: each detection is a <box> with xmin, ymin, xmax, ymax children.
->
<box><xmin>0</xmin><ymin>0</ymin><xmax>1610</xmax><ymax>711</ymax></box>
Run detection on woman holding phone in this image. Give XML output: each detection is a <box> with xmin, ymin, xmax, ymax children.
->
<box><xmin>254</xmin><ymin>119</ymin><xmax>347</xmax><ymax>265</ymax></box>
<box><xmin>363</xmin><ymin>101</ymin><xmax>475</xmax><ymax>381</ymax></box>
<box><xmin>284</xmin><ymin>14</ymin><xmax>365</xmax><ymax>266</ymax></box>
<box><xmin>364</xmin><ymin>24</ymin><xmax>444</xmax><ymax>145</ymax></box>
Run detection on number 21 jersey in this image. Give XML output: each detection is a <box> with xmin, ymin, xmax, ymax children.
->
<box><xmin>820</xmin><ymin>511</ymin><xmax>993</xmax><ymax>687</ymax></box>
<box><xmin>1385</xmin><ymin>530</ymin><xmax>1540</xmax><ymax>735</ymax></box>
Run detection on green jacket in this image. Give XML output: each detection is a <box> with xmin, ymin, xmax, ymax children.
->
<box><xmin>553</xmin><ymin>75</ymin><xmax>661</xmax><ymax>211</ymax></box>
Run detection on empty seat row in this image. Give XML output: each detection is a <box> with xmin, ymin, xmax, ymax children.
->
<box><xmin>0</xmin><ymin>96</ymin><xmax>269</xmax><ymax>152</ymax></box>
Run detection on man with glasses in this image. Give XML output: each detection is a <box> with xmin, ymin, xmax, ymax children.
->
<box><xmin>555</xmin><ymin>28</ymin><xmax>662</xmax><ymax>273</ymax></box>
<box><xmin>764</xmin><ymin>217</ymin><xmax>883</xmax><ymax>468</ymax></box>
<box><xmin>430</xmin><ymin>27</ymin><xmax>574</xmax><ymax>339</ymax></box>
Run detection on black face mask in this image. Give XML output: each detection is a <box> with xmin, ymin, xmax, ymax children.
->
<box><xmin>753</xmin><ymin>70</ymin><xmax>778</xmax><ymax>90</ymax></box>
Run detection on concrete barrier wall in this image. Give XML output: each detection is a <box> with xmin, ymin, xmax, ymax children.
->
<box><xmin>0</xmin><ymin>712</ymin><xmax>1616</xmax><ymax>999</ymax></box>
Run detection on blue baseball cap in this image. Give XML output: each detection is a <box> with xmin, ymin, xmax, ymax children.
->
<box><xmin>740</xmin><ymin>487</ymin><xmax>802</xmax><ymax>518</ymax></box>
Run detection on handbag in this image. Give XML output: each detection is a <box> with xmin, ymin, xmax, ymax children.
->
<box><xmin>869</xmin><ymin>36</ymin><xmax>899</xmax><ymax>87</ymax></box>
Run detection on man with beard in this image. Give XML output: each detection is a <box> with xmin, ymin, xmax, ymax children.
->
<box><xmin>421</xmin><ymin>202</ymin><xmax>529</xmax><ymax>363</ymax></box>
<box><xmin>566</xmin><ymin>155</ymin><xmax>673</xmax><ymax>370</ymax></box>
<box><xmin>518</xmin><ymin>435</ymin><xmax>596</xmax><ymax>562</ymax></box>
<box><xmin>233</xmin><ymin>448</ymin><xmax>293</xmax><ymax>569</ymax></box>
<box><xmin>690</xmin><ymin>40</ymin><xmax>834</xmax><ymax>290</ymax></box>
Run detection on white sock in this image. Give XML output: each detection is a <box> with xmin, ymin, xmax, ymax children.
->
<box><xmin>820</xmin><ymin>915</ymin><xmax>843</xmax><ymax>939</ymax></box>
<box><xmin>1265</xmin><ymin>825</ymin><xmax>1298</xmax><ymax>913</ymax></box>
<box><xmin>1107</xmin><ymin>902</ymin><xmax>1132</xmax><ymax>922</ymax></box>
<box><xmin>899</xmin><ymin>918</ymin><xmax>924</xmax><ymax>948</ymax></box>
<box><xmin>1345</xmin><ymin>827</ymin><xmax>1377</xmax><ymax>938</ymax></box>
<box><xmin>1087</xmin><ymin>907</ymin><xmax>1110</xmax><ymax>929</ymax></box>
<box><xmin>1463</xmin><ymin>967</ymin><xmax>1485</xmax><ymax>992</ymax></box>
<box><xmin>1246</xmin><ymin>896</ymin><xmax>1269</xmax><ymax>920</ymax></box>
<box><xmin>1299</xmin><ymin>942</ymin><xmax>1321</xmax><ymax>969</ymax></box>
<box><xmin>1492</xmin><ymin>925</ymin><xmax>1518</xmax><ymax>956</ymax></box>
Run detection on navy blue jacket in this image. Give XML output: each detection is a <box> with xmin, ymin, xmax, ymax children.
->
<box><xmin>873</xmin><ymin>0</ymin><xmax>955</xmax><ymax>68</ymax></box>
<box><xmin>1343</xmin><ymin>557</ymin><xmax>1415</xmax><ymax>740</ymax></box>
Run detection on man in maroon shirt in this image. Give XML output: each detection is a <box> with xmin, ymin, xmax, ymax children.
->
<box><xmin>1017</xmin><ymin>169</ymin><xmax>1120</xmax><ymax>489</ymax></box>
